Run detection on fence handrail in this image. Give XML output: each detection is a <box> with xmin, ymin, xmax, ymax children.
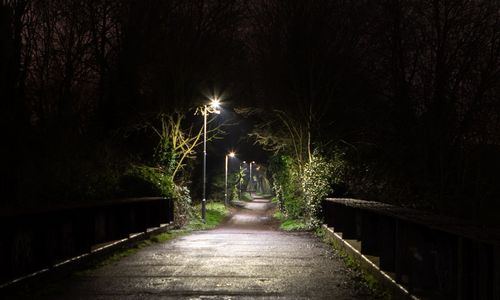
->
<box><xmin>0</xmin><ymin>197</ymin><xmax>167</xmax><ymax>217</ymax></box>
<box><xmin>324</xmin><ymin>198</ymin><xmax>500</xmax><ymax>245</ymax></box>
<box><xmin>322</xmin><ymin>197</ymin><xmax>500</xmax><ymax>299</ymax></box>
<box><xmin>1</xmin><ymin>196</ymin><xmax>174</xmax><ymax>285</ymax></box>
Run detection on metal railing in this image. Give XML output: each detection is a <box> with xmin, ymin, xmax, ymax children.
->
<box><xmin>0</xmin><ymin>197</ymin><xmax>173</xmax><ymax>285</ymax></box>
<box><xmin>322</xmin><ymin>198</ymin><xmax>500</xmax><ymax>299</ymax></box>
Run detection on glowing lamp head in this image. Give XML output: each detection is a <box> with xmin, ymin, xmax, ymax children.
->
<box><xmin>228</xmin><ymin>152</ymin><xmax>236</xmax><ymax>158</ymax></box>
<box><xmin>210</xmin><ymin>98</ymin><xmax>221</xmax><ymax>109</ymax></box>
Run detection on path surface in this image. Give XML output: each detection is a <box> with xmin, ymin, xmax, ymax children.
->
<box><xmin>42</xmin><ymin>196</ymin><xmax>375</xmax><ymax>299</ymax></box>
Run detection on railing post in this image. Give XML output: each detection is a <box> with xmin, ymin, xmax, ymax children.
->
<box><xmin>494</xmin><ymin>245</ymin><xmax>500</xmax><ymax>300</ymax></box>
<box><xmin>456</xmin><ymin>237</ymin><xmax>464</xmax><ymax>300</ymax></box>
<box><xmin>377</xmin><ymin>216</ymin><xmax>396</xmax><ymax>272</ymax></box>
<box><xmin>394</xmin><ymin>220</ymin><xmax>403</xmax><ymax>284</ymax></box>
<box><xmin>0</xmin><ymin>197</ymin><xmax>175</xmax><ymax>286</ymax></box>
<box><xmin>320</xmin><ymin>198</ymin><xmax>500</xmax><ymax>299</ymax></box>
<box><xmin>360</xmin><ymin>211</ymin><xmax>378</xmax><ymax>256</ymax></box>
<box><xmin>340</xmin><ymin>207</ymin><xmax>357</xmax><ymax>239</ymax></box>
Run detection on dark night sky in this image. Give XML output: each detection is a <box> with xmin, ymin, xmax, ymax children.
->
<box><xmin>203</xmin><ymin>106</ymin><xmax>270</xmax><ymax>195</ymax></box>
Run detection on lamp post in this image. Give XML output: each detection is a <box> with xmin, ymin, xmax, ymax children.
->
<box><xmin>225</xmin><ymin>151</ymin><xmax>235</xmax><ymax>206</ymax></box>
<box><xmin>201</xmin><ymin>98</ymin><xmax>220</xmax><ymax>222</ymax></box>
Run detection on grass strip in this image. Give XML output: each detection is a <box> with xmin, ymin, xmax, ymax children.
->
<box><xmin>273</xmin><ymin>210</ymin><xmax>308</xmax><ymax>231</ymax></box>
<box><xmin>315</xmin><ymin>227</ymin><xmax>391</xmax><ymax>299</ymax></box>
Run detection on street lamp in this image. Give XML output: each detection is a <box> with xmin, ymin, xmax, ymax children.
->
<box><xmin>225</xmin><ymin>151</ymin><xmax>236</xmax><ymax>206</ymax></box>
<box><xmin>201</xmin><ymin>98</ymin><xmax>221</xmax><ymax>222</ymax></box>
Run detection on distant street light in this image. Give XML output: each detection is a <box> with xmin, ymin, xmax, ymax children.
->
<box><xmin>225</xmin><ymin>151</ymin><xmax>236</xmax><ymax>206</ymax></box>
<box><xmin>201</xmin><ymin>98</ymin><xmax>221</xmax><ymax>222</ymax></box>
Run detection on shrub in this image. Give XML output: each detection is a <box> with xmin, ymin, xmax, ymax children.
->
<box><xmin>241</xmin><ymin>192</ymin><xmax>253</xmax><ymax>201</ymax></box>
<box><xmin>269</xmin><ymin>155</ymin><xmax>304</xmax><ymax>219</ymax></box>
<box><xmin>121</xmin><ymin>165</ymin><xmax>174</xmax><ymax>198</ymax></box>
<box><xmin>303</xmin><ymin>151</ymin><xmax>345</xmax><ymax>227</ymax></box>
<box><xmin>231</xmin><ymin>185</ymin><xmax>239</xmax><ymax>201</ymax></box>
<box><xmin>173</xmin><ymin>185</ymin><xmax>193</xmax><ymax>227</ymax></box>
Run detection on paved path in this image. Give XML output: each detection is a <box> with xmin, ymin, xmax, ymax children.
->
<box><xmin>42</xmin><ymin>196</ymin><xmax>375</xmax><ymax>299</ymax></box>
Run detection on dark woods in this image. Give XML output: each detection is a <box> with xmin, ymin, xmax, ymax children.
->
<box><xmin>0</xmin><ymin>0</ymin><xmax>244</xmax><ymax>206</ymax></box>
<box><xmin>1</xmin><ymin>0</ymin><xmax>499</xmax><ymax>223</ymax></box>
<box><xmin>248</xmin><ymin>0</ymin><xmax>500</xmax><ymax>223</ymax></box>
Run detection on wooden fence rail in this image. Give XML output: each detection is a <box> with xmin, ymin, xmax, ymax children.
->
<box><xmin>0</xmin><ymin>197</ymin><xmax>173</xmax><ymax>285</ymax></box>
<box><xmin>322</xmin><ymin>198</ymin><xmax>500</xmax><ymax>300</ymax></box>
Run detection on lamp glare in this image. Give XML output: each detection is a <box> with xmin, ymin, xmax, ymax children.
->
<box><xmin>210</xmin><ymin>98</ymin><xmax>221</xmax><ymax>109</ymax></box>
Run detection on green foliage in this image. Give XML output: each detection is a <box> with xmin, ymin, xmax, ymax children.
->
<box><xmin>273</xmin><ymin>210</ymin><xmax>286</xmax><ymax>221</ymax></box>
<box><xmin>231</xmin><ymin>185</ymin><xmax>240</xmax><ymax>201</ymax></box>
<box><xmin>173</xmin><ymin>185</ymin><xmax>193</xmax><ymax>227</ymax></box>
<box><xmin>121</xmin><ymin>165</ymin><xmax>193</xmax><ymax>227</ymax></box>
<box><xmin>236</xmin><ymin>165</ymin><xmax>247</xmax><ymax>187</ymax></box>
<box><xmin>211</xmin><ymin>170</ymin><xmax>242</xmax><ymax>202</ymax></box>
<box><xmin>227</xmin><ymin>165</ymin><xmax>247</xmax><ymax>201</ymax></box>
<box><xmin>150</xmin><ymin>113</ymin><xmax>221</xmax><ymax>182</ymax></box>
<box><xmin>256</xmin><ymin>176</ymin><xmax>273</xmax><ymax>195</ymax></box>
<box><xmin>122</xmin><ymin>113</ymin><xmax>206</xmax><ymax>227</ymax></box>
<box><xmin>154</xmin><ymin>133</ymin><xmax>177</xmax><ymax>176</ymax></box>
<box><xmin>273</xmin><ymin>210</ymin><xmax>308</xmax><ymax>231</ymax></box>
<box><xmin>280</xmin><ymin>219</ymin><xmax>308</xmax><ymax>231</ymax></box>
<box><xmin>303</xmin><ymin>152</ymin><xmax>345</xmax><ymax>227</ymax></box>
<box><xmin>241</xmin><ymin>192</ymin><xmax>253</xmax><ymax>201</ymax></box>
<box><xmin>269</xmin><ymin>154</ymin><xmax>304</xmax><ymax>219</ymax></box>
<box><xmin>209</xmin><ymin>172</ymin><xmax>226</xmax><ymax>202</ymax></box>
<box><xmin>188</xmin><ymin>202</ymin><xmax>229</xmax><ymax>230</ymax></box>
<box><xmin>268</xmin><ymin>150</ymin><xmax>346</xmax><ymax>228</ymax></box>
<box><xmin>315</xmin><ymin>227</ymin><xmax>391</xmax><ymax>299</ymax></box>
<box><xmin>122</xmin><ymin>165</ymin><xmax>174</xmax><ymax>198</ymax></box>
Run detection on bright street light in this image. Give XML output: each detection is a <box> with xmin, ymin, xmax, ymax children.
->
<box><xmin>225</xmin><ymin>151</ymin><xmax>236</xmax><ymax>206</ymax></box>
<box><xmin>201</xmin><ymin>97</ymin><xmax>221</xmax><ymax>222</ymax></box>
<box><xmin>210</xmin><ymin>98</ymin><xmax>221</xmax><ymax>110</ymax></box>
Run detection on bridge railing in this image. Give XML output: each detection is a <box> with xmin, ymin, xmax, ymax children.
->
<box><xmin>322</xmin><ymin>198</ymin><xmax>500</xmax><ymax>299</ymax></box>
<box><xmin>0</xmin><ymin>197</ymin><xmax>173</xmax><ymax>285</ymax></box>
